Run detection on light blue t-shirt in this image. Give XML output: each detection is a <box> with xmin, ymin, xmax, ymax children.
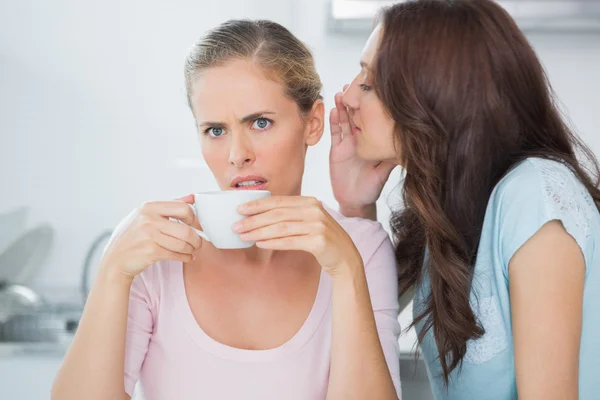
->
<box><xmin>414</xmin><ymin>158</ymin><xmax>600</xmax><ymax>399</ymax></box>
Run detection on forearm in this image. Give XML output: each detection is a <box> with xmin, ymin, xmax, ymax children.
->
<box><xmin>327</xmin><ymin>261</ymin><xmax>398</xmax><ymax>400</ymax></box>
<box><xmin>339</xmin><ymin>203</ymin><xmax>378</xmax><ymax>221</ymax></box>
<box><xmin>52</xmin><ymin>266</ymin><xmax>133</xmax><ymax>400</ymax></box>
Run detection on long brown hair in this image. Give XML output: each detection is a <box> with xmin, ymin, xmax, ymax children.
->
<box><xmin>373</xmin><ymin>0</ymin><xmax>600</xmax><ymax>384</ymax></box>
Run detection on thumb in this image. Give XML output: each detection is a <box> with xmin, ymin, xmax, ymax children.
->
<box><xmin>177</xmin><ymin>194</ymin><xmax>195</xmax><ymax>204</ymax></box>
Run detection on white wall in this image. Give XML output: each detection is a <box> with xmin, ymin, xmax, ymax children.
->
<box><xmin>0</xmin><ymin>0</ymin><xmax>299</xmax><ymax>288</ymax></box>
<box><xmin>1</xmin><ymin>0</ymin><xmax>599</xmax><ymax>292</ymax></box>
<box><xmin>0</xmin><ymin>2</ymin><xmax>597</xmax><ymax>399</ymax></box>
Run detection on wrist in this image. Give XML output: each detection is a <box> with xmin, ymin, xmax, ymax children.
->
<box><xmin>98</xmin><ymin>260</ymin><xmax>135</xmax><ymax>288</ymax></box>
<box><xmin>340</xmin><ymin>203</ymin><xmax>377</xmax><ymax>221</ymax></box>
<box><xmin>331</xmin><ymin>258</ymin><xmax>366</xmax><ymax>286</ymax></box>
<box><xmin>330</xmin><ymin>260</ymin><xmax>371</xmax><ymax>309</ymax></box>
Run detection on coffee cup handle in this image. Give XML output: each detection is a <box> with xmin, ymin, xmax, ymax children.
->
<box><xmin>191</xmin><ymin>227</ymin><xmax>210</xmax><ymax>242</ymax></box>
<box><xmin>176</xmin><ymin>204</ymin><xmax>210</xmax><ymax>242</ymax></box>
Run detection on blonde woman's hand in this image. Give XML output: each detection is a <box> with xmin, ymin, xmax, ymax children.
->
<box><xmin>100</xmin><ymin>195</ymin><xmax>202</xmax><ymax>280</ymax></box>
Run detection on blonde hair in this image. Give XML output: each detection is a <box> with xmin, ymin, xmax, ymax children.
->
<box><xmin>184</xmin><ymin>19</ymin><xmax>323</xmax><ymax>114</ymax></box>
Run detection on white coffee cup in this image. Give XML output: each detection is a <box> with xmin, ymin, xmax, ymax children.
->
<box><xmin>184</xmin><ymin>190</ymin><xmax>270</xmax><ymax>249</ymax></box>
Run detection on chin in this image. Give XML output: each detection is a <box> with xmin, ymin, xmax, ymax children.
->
<box><xmin>357</xmin><ymin>141</ymin><xmax>399</xmax><ymax>163</ymax></box>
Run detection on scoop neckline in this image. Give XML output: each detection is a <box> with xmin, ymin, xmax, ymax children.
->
<box><xmin>171</xmin><ymin>261</ymin><xmax>331</xmax><ymax>363</ymax></box>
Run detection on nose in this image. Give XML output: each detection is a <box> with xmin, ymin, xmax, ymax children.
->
<box><xmin>342</xmin><ymin>80</ymin><xmax>360</xmax><ymax>110</ymax></box>
<box><xmin>228</xmin><ymin>132</ymin><xmax>255</xmax><ymax>168</ymax></box>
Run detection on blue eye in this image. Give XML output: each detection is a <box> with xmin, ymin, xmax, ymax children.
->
<box><xmin>252</xmin><ymin>118</ymin><xmax>272</xmax><ymax>130</ymax></box>
<box><xmin>359</xmin><ymin>84</ymin><xmax>372</xmax><ymax>92</ymax></box>
<box><xmin>206</xmin><ymin>127</ymin><xmax>225</xmax><ymax>137</ymax></box>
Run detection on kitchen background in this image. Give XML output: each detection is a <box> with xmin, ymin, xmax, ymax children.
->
<box><xmin>1</xmin><ymin>0</ymin><xmax>599</xmax><ymax>398</ymax></box>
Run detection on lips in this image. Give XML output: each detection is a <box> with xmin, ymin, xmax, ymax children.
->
<box><xmin>230</xmin><ymin>175</ymin><xmax>268</xmax><ymax>190</ymax></box>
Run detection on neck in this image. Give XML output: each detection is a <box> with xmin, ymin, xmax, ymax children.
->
<box><xmin>214</xmin><ymin>245</ymin><xmax>279</xmax><ymax>269</ymax></box>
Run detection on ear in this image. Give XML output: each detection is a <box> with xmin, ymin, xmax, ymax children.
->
<box><xmin>304</xmin><ymin>99</ymin><xmax>325</xmax><ymax>147</ymax></box>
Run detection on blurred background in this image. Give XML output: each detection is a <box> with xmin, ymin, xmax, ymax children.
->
<box><xmin>0</xmin><ymin>0</ymin><xmax>599</xmax><ymax>398</ymax></box>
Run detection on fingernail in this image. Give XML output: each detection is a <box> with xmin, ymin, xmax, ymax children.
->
<box><xmin>240</xmin><ymin>233</ymin><xmax>248</xmax><ymax>240</ymax></box>
<box><xmin>232</xmin><ymin>222</ymin><xmax>242</xmax><ymax>232</ymax></box>
<box><xmin>237</xmin><ymin>204</ymin><xmax>247</xmax><ymax>213</ymax></box>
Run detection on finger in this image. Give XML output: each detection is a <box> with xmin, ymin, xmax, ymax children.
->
<box><xmin>155</xmin><ymin>244</ymin><xmax>194</xmax><ymax>264</ymax></box>
<box><xmin>255</xmin><ymin>235</ymin><xmax>322</xmax><ymax>253</ymax></box>
<box><xmin>141</xmin><ymin>201</ymin><xmax>197</xmax><ymax>226</ymax></box>
<box><xmin>237</xmin><ymin>196</ymin><xmax>321</xmax><ymax>216</ymax></box>
<box><xmin>241</xmin><ymin>221</ymin><xmax>319</xmax><ymax>242</ymax></box>
<box><xmin>330</xmin><ymin>107</ymin><xmax>342</xmax><ymax>147</ymax></box>
<box><xmin>334</xmin><ymin>93</ymin><xmax>352</xmax><ymax>139</ymax></box>
<box><xmin>255</xmin><ymin>235</ymin><xmax>307</xmax><ymax>251</ymax></box>
<box><xmin>156</xmin><ymin>219</ymin><xmax>202</xmax><ymax>249</ymax></box>
<box><xmin>235</xmin><ymin>206</ymin><xmax>319</xmax><ymax>234</ymax></box>
<box><xmin>343</xmin><ymin>83</ymin><xmax>350</xmax><ymax>92</ymax></box>
<box><xmin>154</xmin><ymin>231</ymin><xmax>195</xmax><ymax>255</ymax></box>
<box><xmin>334</xmin><ymin>92</ymin><xmax>345</xmax><ymax>111</ymax></box>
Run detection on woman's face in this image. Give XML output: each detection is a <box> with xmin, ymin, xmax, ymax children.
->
<box><xmin>342</xmin><ymin>24</ymin><xmax>398</xmax><ymax>163</ymax></box>
<box><xmin>190</xmin><ymin>60</ymin><xmax>324</xmax><ymax>195</ymax></box>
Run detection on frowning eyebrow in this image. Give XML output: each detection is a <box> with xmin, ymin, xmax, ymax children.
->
<box><xmin>239</xmin><ymin>111</ymin><xmax>276</xmax><ymax>124</ymax></box>
<box><xmin>360</xmin><ymin>61</ymin><xmax>371</xmax><ymax>70</ymax></box>
<box><xmin>198</xmin><ymin>111</ymin><xmax>276</xmax><ymax>127</ymax></box>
